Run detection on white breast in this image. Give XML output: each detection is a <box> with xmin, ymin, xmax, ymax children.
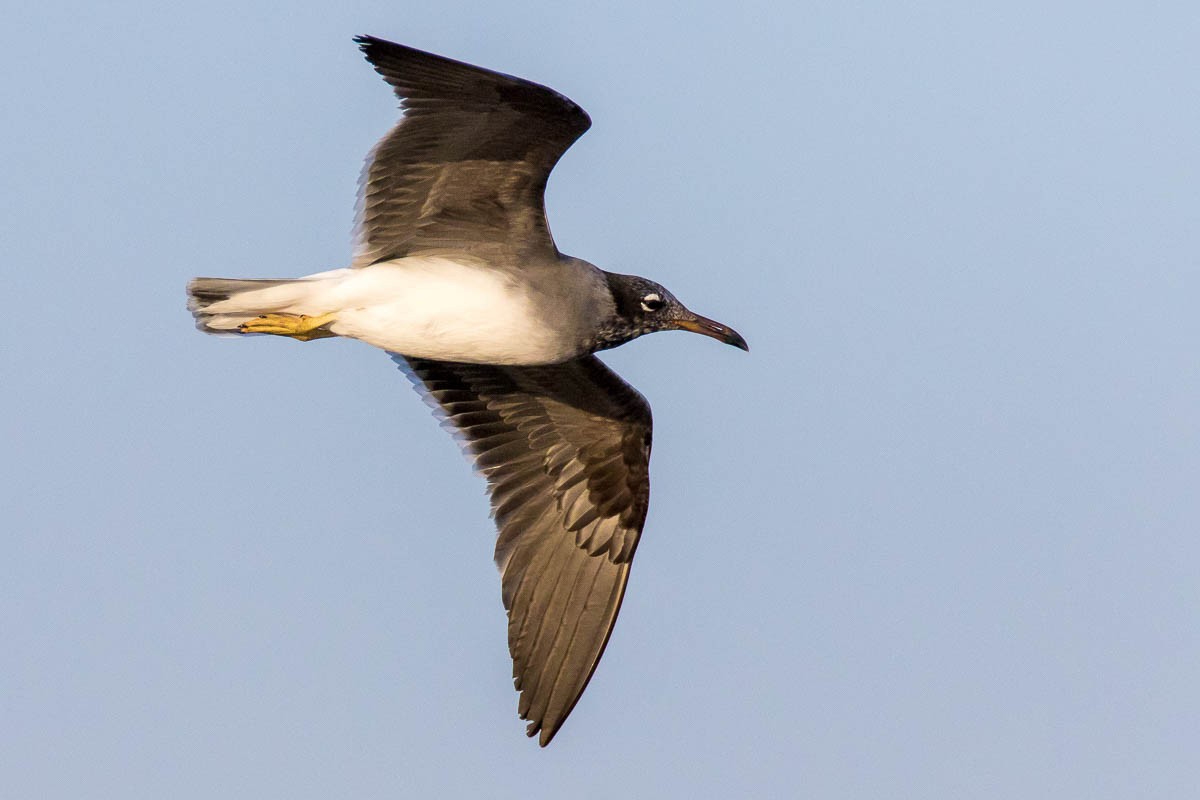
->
<box><xmin>307</xmin><ymin>257</ymin><xmax>595</xmax><ymax>365</ymax></box>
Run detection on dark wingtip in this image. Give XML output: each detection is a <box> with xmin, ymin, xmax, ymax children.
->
<box><xmin>353</xmin><ymin>34</ymin><xmax>384</xmax><ymax>59</ymax></box>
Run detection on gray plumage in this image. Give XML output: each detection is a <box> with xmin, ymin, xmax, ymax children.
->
<box><xmin>353</xmin><ymin>35</ymin><xmax>590</xmax><ymax>267</ymax></box>
<box><xmin>186</xmin><ymin>35</ymin><xmax>746</xmax><ymax>748</ymax></box>
<box><xmin>398</xmin><ymin>355</ymin><xmax>650</xmax><ymax>746</ymax></box>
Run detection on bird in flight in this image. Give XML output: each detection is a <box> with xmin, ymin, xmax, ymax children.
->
<box><xmin>187</xmin><ymin>35</ymin><xmax>747</xmax><ymax>746</ymax></box>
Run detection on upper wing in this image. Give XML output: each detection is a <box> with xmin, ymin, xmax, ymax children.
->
<box><xmin>353</xmin><ymin>36</ymin><xmax>592</xmax><ymax>266</ymax></box>
<box><xmin>396</xmin><ymin>354</ymin><xmax>652</xmax><ymax>746</ymax></box>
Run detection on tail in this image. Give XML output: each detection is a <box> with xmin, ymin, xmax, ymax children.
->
<box><xmin>187</xmin><ymin>275</ymin><xmax>337</xmax><ymax>335</ymax></box>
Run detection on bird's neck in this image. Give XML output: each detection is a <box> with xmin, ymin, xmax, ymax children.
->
<box><xmin>590</xmin><ymin>322</ymin><xmax>642</xmax><ymax>352</ymax></box>
<box><xmin>588</xmin><ymin>271</ymin><xmax>649</xmax><ymax>352</ymax></box>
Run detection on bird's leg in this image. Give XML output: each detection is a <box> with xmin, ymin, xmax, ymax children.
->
<box><xmin>238</xmin><ymin>312</ymin><xmax>338</xmax><ymax>341</ymax></box>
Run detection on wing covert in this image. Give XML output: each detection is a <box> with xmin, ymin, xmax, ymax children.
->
<box><xmin>395</xmin><ymin>354</ymin><xmax>652</xmax><ymax>746</ymax></box>
<box><xmin>353</xmin><ymin>36</ymin><xmax>591</xmax><ymax>266</ymax></box>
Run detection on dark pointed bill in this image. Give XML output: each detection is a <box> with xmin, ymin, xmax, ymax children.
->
<box><xmin>674</xmin><ymin>314</ymin><xmax>749</xmax><ymax>351</ymax></box>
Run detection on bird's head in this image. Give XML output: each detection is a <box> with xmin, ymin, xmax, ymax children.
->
<box><xmin>597</xmin><ymin>273</ymin><xmax>749</xmax><ymax>352</ymax></box>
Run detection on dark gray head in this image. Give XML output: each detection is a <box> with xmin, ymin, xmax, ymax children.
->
<box><xmin>595</xmin><ymin>272</ymin><xmax>749</xmax><ymax>352</ymax></box>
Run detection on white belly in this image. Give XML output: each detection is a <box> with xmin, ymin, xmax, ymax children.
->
<box><xmin>309</xmin><ymin>258</ymin><xmax>590</xmax><ymax>365</ymax></box>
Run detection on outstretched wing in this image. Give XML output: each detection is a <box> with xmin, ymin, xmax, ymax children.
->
<box><xmin>396</xmin><ymin>354</ymin><xmax>652</xmax><ymax>746</ymax></box>
<box><xmin>354</xmin><ymin>36</ymin><xmax>591</xmax><ymax>266</ymax></box>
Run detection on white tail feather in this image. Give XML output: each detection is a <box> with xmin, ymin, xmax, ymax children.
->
<box><xmin>186</xmin><ymin>271</ymin><xmax>349</xmax><ymax>334</ymax></box>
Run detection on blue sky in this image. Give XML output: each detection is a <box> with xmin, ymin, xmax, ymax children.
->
<box><xmin>3</xmin><ymin>2</ymin><xmax>1198</xmax><ymax>797</ymax></box>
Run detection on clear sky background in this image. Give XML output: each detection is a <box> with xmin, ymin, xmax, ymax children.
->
<box><xmin>3</xmin><ymin>2</ymin><xmax>1198</xmax><ymax>797</ymax></box>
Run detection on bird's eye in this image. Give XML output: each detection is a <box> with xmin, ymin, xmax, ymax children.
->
<box><xmin>640</xmin><ymin>293</ymin><xmax>664</xmax><ymax>312</ymax></box>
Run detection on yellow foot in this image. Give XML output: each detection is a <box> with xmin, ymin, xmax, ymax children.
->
<box><xmin>239</xmin><ymin>312</ymin><xmax>337</xmax><ymax>341</ymax></box>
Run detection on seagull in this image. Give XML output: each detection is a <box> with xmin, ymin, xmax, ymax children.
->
<box><xmin>187</xmin><ymin>35</ymin><xmax>747</xmax><ymax>746</ymax></box>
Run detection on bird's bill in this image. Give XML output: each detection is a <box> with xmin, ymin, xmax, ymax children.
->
<box><xmin>674</xmin><ymin>313</ymin><xmax>749</xmax><ymax>351</ymax></box>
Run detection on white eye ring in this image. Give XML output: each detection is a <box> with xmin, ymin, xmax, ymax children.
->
<box><xmin>640</xmin><ymin>293</ymin><xmax>664</xmax><ymax>312</ymax></box>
